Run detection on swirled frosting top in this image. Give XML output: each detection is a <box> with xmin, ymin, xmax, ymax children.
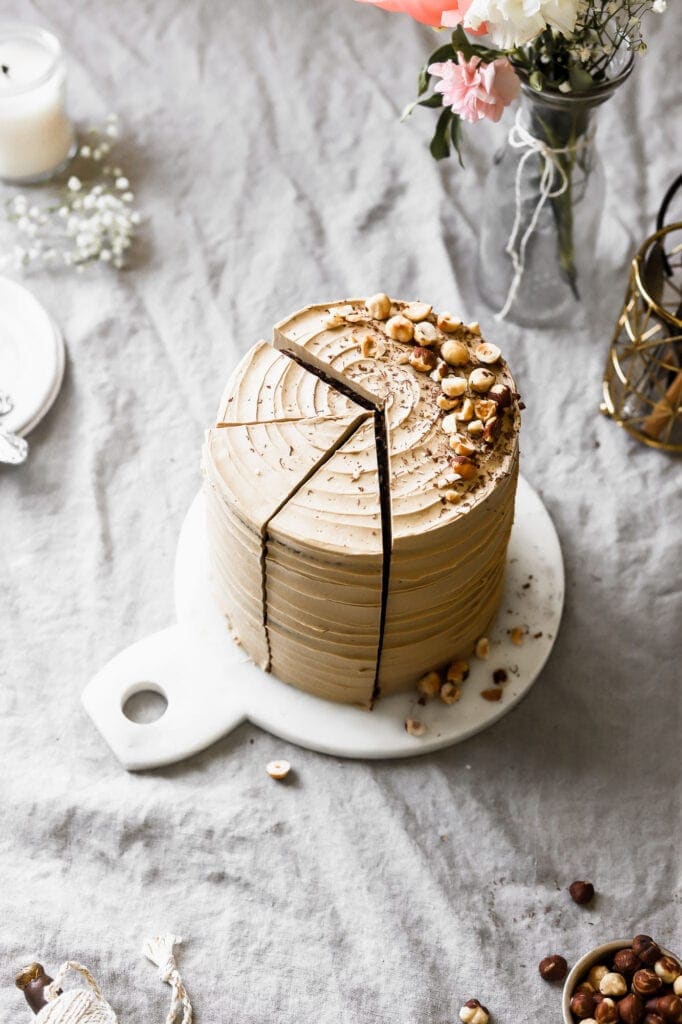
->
<box><xmin>214</xmin><ymin>297</ymin><xmax>521</xmax><ymax>549</ymax></box>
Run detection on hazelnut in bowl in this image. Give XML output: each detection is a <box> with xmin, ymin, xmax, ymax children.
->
<box><xmin>562</xmin><ymin>936</ymin><xmax>682</xmax><ymax>1024</ymax></box>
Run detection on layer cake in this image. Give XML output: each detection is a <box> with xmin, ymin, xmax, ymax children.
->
<box><xmin>202</xmin><ymin>296</ymin><xmax>521</xmax><ymax>705</ymax></box>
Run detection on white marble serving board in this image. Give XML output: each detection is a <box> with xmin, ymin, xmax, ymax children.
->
<box><xmin>83</xmin><ymin>476</ymin><xmax>564</xmax><ymax>770</ymax></box>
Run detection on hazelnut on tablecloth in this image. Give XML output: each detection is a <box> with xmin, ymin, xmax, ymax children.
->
<box><xmin>539</xmin><ymin>954</ymin><xmax>568</xmax><ymax>981</ymax></box>
<box><xmin>569</xmin><ymin>880</ymin><xmax>595</xmax><ymax>905</ymax></box>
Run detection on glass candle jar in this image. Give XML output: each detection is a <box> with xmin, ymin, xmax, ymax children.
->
<box><xmin>0</xmin><ymin>23</ymin><xmax>76</xmax><ymax>184</ymax></box>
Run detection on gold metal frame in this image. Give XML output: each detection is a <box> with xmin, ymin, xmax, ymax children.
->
<box><xmin>601</xmin><ymin>221</ymin><xmax>682</xmax><ymax>452</ymax></box>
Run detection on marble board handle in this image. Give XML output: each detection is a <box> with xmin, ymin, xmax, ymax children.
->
<box><xmin>82</xmin><ymin>626</ymin><xmax>250</xmax><ymax>771</ymax></box>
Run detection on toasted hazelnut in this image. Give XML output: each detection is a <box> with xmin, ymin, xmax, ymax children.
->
<box><xmin>414</xmin><ymin>321</ymin><xmax>439</xmax><ymax>345</ymax></box>
<box><xmin>441</xmin><ymin>412</ymin><xmax>460</xmax><ymax>434</ymax></box>
<box><xmin>595</xmin><ymin>998</ymin><xmax>619</xmax><ymax>1024</ymax></box>
<box><xmin>386</xmin><ymin>314</ymin><xmax>414</xmax><ymax>342</ymax></box>
<box><xmin>440</xmin><ymin>681</ymin><xmax>461</xmax><ymax>705</ymax></box>
<box><xmin>614</xmin><ymin>950</ymin><xmax>642</xmax><ymax>976</ymax></box>
<box><xmin>644</xmin><ymin>995</ymin><xmax>682</xmax><ymax>1022</ymax></box>
<box><xmin>588</xmin><ymin>966</ymin><xmax>610</xmax><ymax>990</ymax></box>
<box><xmin>467</xmin><ymin>419</ymin><xmax>484</xmax><ymax>437</ymax></box>
<box><xmin>365</xmin><ymin>293</ymin><xmax>392</xmax><ymax>320</ymax></box>
<box><xmin>633</xmin><ymin>971</ymin><xmax>662</xmax><ymax>998</ymax></box>
<box><xmin>569</xmin><ymin>880</ymin><xmax>595</xmax><ymax>905</ymax></box>
<box><xmin>674</xmin><ymin>979</ymin><xmax>682</xmax><ymax>998</ymax></box>
<box><xmin>450</xmin><ymin>435</ymin><xmax>477</xmax><ymax>457</ymax></box>
<box><xmin>417</xmin><ymin>670</ymin><xmax>441</xmax><ymax>698</ymax></box>
<box><xmin>600</xmin><ymin>974</ymin><xmax>628</xmax><ymax>998</ymax></box>
<box><xmin>539</xmin><ymin>955</ymin><xmax>568</xmax><ymax>982</ymax></box>
<box><xmin>475</xmin><ymin>341</ymin><xmax>501</xmax><ymax>364</ymax></box>
<box><xmin>469</xmin><ymin>367</ymin><xmax>496</xmax><ymax>393</ymax></box>
<box><xmin>266</xmin><ymin>759</ymin><xmax>291</xmax><ymax>780</ymax></box>
<box><xmin>405</xmin><ymin>718</ymin><xmax>426</xmax><ymax>737</ymax></box>
<box><xmin>323</xmin><ymin>313</ymin><xmax>345</xmax><ymax>329</ymax></box>
<box><xmin>474</xmin><ymin>399</ymin><xmax>497</xmax><ymax>421</ymax></box>
<box><xmin>410</xmin><ymin>346</ymin><xmax>437</xmax><ymax>372</ymax></box>
<box><xmin>633</xmin><ymin>938</ymin><xmax>663</xmax><ymax>968</ymax></box>
<box><xmin>482</xmin><ymin>416</ymin><xmax>501</xmax><ymax>444</ymax></box>
<box><xmin>451</xmin><ymin>455</ymin><xmax>477</xmax><ymax>481</ymax></box>
<box><xmin>571</xmin><ymin>989</ymin><xmax>596</xmax><ymax>1019</ymax></box>
<box><xmin>489</xmin><ymin>383</ymin><xmax>513</xmax><ymax>409</ymax></box>
<box><xmin>444</xmin><ymin>489</ymin><xmax>460</xmax><ymax>504</ymax></box>
<box><xmin>480</xmin><ymin>688</ymin><xmax>503</xmax><ymax>701</ymax></box>
<box><xmin>475</xmin><ymin>637</ymin><xmax>490</xmax><ymax>660</ymax></box>
<box><xmin>442</xmin><ymin>375</ymin><xmax>468</xmax><ymax>398</ymax></box>
<box><xmin>655</xmin><ymin>958</ymin><xmax>681</xmax><ymax>985</ymax></box>
<box><xmin>466</xmin><ymin>321</ymin><xmax>481</xmax><ymax>336</ymax></box>
<box><xmin>354</xmin><ymin>329</ymin><xmax>375</xmax><ymax>356</ymax></box>
<box><xmin>430</xmin><ymin>359</ymin><xmax>449</xmax><ymax>381</ymax></box>
<box><xmin>437</xmin><ymin>311</ymin><xmax>461</xmax><ymax>333</ymax></box>
<box><xmin>457</xmin><ymin>397</ymin><xmax>475</xmax><ymax>422</ymax></box>
<box><xmin>511</xmin><ymin>627</ymin><xmax>525</xmax><ymax>646</ymax></box>
<box><xmin>438</xmin><ymin>395</ymin><xmax>460</xmax><ymax>411</ymax></box>
<box><xmin>446</xmin><ymin>660</ymin><xmax>469</xmax><ymax>684</ymax></box>
<box><xmin>441</xmin><ymin>338</ymin><xmax>469</xmax><ymax>366</ymax></box>
<box><xmin>404</xmin><ymin>301</ymin><xmax>432</xmax><ymax>322</ymax></box>
<box><xmin>459</xmin><ymin>999</ymin><xmax>489</xmax><ymax>1024</ymax></box>
<box><xmin>618</xmin><ymin>994</ymin><xmax>644</xmax><ymax>1024</ymax></box>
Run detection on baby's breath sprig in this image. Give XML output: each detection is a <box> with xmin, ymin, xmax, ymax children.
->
<box><xmin>3</xmin><ymin>114</ymin><xmax>141</xmax><ymax>273</ymax></box>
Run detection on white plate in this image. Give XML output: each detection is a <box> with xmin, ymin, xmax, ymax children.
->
<box><xmin>83</xmin><ymin>477</ymin><xmax>564</xmax><ymax>770</ymax></box>
<box><xmin>0</xmin><ymin>277</ymin><xmax>65</xmax><ymax>436</ymax></box>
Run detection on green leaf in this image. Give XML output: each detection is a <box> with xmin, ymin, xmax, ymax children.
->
<box><xmin>419</xmin><ymin>93</ymin><xmax>444</xmax><ymax>109</ymax></box>
<box><xmin>450</xmin><ymin>113</ymin><xmax>464</xmax><ymax>168</ymax></box>
<box><xmin>430</xmin><ymin>107</ymin><xmax>453</xmax><ymax>161</ymax></box>
<box><xmin>418</xmin><ymin>43</ymin><xmax>456</xmax><ymax>97</ymax></box>
<box><xmin>568</xmin><ymin>65</ymin><xmax>594</xmax><ymax>92</ymax></box>
<box><xmin>400</xmin><ymin>92</ymin><xmax>443</xmax><ymax>123</ymax></box>
<box><xmin>529</xmin><ymin>70</ymin><xmax>545</xmax><ymax>92</ymax></box>
<box><xmin>450</xmin><ymin>25</ymin><xmax>474</xmax><ymax>61</ymax></box>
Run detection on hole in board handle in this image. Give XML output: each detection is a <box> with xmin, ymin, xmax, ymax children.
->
<box><xmin>122</xmin><ymin>683</ymin><xmax>168</xmax><ymax>724</ymax></box>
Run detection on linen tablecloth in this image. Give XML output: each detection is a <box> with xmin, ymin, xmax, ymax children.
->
<box><xmin>1</xmin><ymin>1</ymin><xmax>680</xmax><ymax>1020</ymax></box>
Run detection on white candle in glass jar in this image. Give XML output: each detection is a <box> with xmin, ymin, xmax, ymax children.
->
<box><xmin>0</xmin><ymin>23</ymin><xmax>75</xmax><ymax>183</ymax></box>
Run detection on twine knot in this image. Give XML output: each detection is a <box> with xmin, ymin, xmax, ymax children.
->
<box><xmin>495</xmin><ymin>109</ymin><xmax>593</xmax><ymax>322</ymax></box>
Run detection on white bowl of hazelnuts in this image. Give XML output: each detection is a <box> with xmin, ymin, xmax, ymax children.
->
<box><xmin>562</xmin><ymin>935</ymin><xmax>681</xmax><ymax>1024</ymax></box>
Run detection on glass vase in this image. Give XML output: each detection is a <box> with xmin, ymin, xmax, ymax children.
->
<box><xmin>477</xmin><ymin>55</ymin><xmax>634</xmax><ymax>328</ymax></box>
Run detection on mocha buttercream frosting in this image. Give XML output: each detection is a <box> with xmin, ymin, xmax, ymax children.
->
<box><xmin>202</xmin><ymin>296</ymin><xmax>521</xmax><ymax>705</ymax></box>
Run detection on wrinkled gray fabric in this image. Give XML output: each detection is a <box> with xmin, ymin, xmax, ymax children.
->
<box><xmin>1</xmin><ymin>1</ymin><xmax>680</xmax><ymax>1021</ymax></box>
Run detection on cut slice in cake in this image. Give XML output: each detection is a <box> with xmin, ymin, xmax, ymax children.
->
<box><xmin>203</xmin><ymin>412</ymin><xmax>370</xmax><ymax>670</ymax></box>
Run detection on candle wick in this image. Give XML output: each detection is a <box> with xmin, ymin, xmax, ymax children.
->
<box><xmin>1</xmin><ymin>65</ymin><xmax>9</xmax><ymax>76</ymax></box>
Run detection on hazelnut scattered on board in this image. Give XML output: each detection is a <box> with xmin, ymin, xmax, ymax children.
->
<box><xmin>405</xmin><ymin>718</ymin><xmax>426</xmax><ymax>737</ymax></box>
<box><xmin>569</xmin><ymin>880</ymin><xmax>595</xmax><ymax>905</ymax></box>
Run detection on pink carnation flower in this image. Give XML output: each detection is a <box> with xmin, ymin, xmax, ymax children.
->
<box><xmin>429</xmin><ymin>53</ymin><xmax>520</xmax><ymax>124</ymax></box>
<box><xmin>354</xmin><ymin>0</ymin><xmax>486</xmax><ymax>32</ymax></box>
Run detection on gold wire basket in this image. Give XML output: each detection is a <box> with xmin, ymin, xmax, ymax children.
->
<box><xmin>601</xmin><ymin>221</ymin><xmax>682</xmax><ymax>452</ymax></box>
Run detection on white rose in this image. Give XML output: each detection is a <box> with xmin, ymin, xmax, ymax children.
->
<box><xmin>464</xmin><ymin>0</ymin><xmax>579</xmax><ymax>48</ymax></box>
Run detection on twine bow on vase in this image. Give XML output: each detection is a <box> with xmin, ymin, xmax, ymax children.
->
<box><xmin>493</xmin><ymin>110</ymin><xmax>591</xmax><ymax>322</ymax></box>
